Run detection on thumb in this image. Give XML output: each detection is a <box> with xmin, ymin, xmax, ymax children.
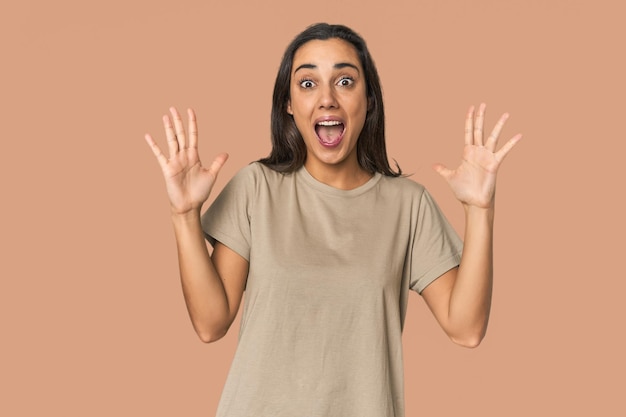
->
<box><xmin>207</xmin><ymin>152</ymin><xmax>229</xmax><ymax>178</ymax></box>
<box><xmin>432</xmin><ymin>163</ymin><xmax>453</xmax><ymax>180</ymax></box>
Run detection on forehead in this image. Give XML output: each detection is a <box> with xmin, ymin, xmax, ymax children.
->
<box><xmin>292</xmin><ymin>38</ymin><xmax>362</xmax><ymax>71</ymax></box>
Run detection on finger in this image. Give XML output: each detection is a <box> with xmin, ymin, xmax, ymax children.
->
<box><xmin>495</xmin><ymin>134</ymin><xmax>522</xmax><ymax>163</ymax></box>
<box><xmin>207</xmin><ymin>153</ymin><xmax>229</xmax><ymax>179</ymax></box>
<box><xmin>464</xmin><ymin>105</ymin><xmax>475</xmax><ymax>146</ymax></box>
<box><xmin>163</xmin><ymin>114</ymin><xmax>179</xmax><ymax>157</ymax></box>
<box><xmin>169</xmin><ymin>107</ymin><xmax>187</xmax><ymax>150</ymax></box>
<box><xmin>474</xmin><ymin>103</ymin><xmax>486</xmax><ymax>146</ymax></box>
<box><xmin>188</xmin><ymin>108</ymin><xmax>198</xmax><ymax>149</ymax></box>
<box><xmin>432</xmin><ymin>163</ymin><xmax>453</xmax><ymax>180</ymax></box>
<box><xmin>144</xmin><ymin>133</ymin><xmax>168</xmax><ymax>170</ymax></box>
<box><xmin>485</xmin><ymin>112</ymin><xmax>509</xmax><ymax>152</ymax></box>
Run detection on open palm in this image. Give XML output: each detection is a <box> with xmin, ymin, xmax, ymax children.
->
<box><xmin>145</xmin><ymin>107</ymin><xmax>228</xmax><ymax>215</ymax></box>
<box><xmin>433</xmin><ymin>104</ymin><xmax>522</xmax><ymax>208</ymax></box>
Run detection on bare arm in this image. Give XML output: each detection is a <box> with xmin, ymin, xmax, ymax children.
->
<box><xmin>172</xmin><ymin>213</ymin><xmax>248</xmax><ymax>342</ymax></box>
<box><xmin>421</xmin><ymin>207</ymin><xmax>493</xmax><ymax>348</ymax></box>
<box><xmin>422</xmin><ymin>104</ymin><xmax>521</xmax><ymax>348</ymax></box>
<box><xmin>145</xmin><ymin>107</ymin><xmax>248</xmax><ymax>342</ymax></box>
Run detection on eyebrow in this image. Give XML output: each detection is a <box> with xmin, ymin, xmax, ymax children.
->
<box><xmin>294</xmin><ymin>62</ymin><xmax>360</xmax><ymax>74</ymax></box>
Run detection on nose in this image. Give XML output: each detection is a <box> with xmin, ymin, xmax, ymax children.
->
<box><xmin>317</xmin><ymin>84</ymin><xmax>338</xmax><ymax>109</ymax></box>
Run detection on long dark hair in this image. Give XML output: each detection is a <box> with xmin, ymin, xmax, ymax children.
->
<box><xmin>258</xmin><ymin>23</ymin><xmax>401</xmax><ymax>177</ymax></box>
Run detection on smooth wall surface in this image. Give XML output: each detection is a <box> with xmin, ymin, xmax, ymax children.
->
<box><xmin>2</xmin><ymin>0</ymin><xmax>624</xmax><ymax>415</ymax></box>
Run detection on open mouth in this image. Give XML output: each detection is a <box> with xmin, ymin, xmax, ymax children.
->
<box><xmin>315</xmin><ymin>120</ymin><xmax>345</xmax><ymax>147</ymax></box>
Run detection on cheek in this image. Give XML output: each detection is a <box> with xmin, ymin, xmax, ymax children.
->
<box><xmin>354</xmin><ymin>97</ymin><xmax>368</xmax><ymax>123</ymax></box>
<box><xmin>289</xmin><ymin>91</ymin><xmax>311</xmax><ymax>113</ymax></box>
<box><xmin>350</xmin><ymin>89</ymin><xmax>368</xmax><ymax>113</ymax></box>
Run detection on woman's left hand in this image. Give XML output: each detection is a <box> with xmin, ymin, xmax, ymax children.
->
<box><xmin>433</xmin><ymin>103</ymin><xmax>522</xmax><ymax>209</ymax></box>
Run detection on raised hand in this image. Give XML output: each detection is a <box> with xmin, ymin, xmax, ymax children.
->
<box><xmin>145</xmin><ymin>107</ymin><xmax>228</xmax><ymax>215</ymax></box>
<box><xmin>433</xmin><ymin>103</ymin><xmax>522</xmax><ymax>209</ymax></box>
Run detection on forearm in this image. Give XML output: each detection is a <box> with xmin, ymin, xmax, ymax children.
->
<box><xmin>171</xmin><ymin>210</ymin><xmax>232</xmax><ymax>342</ymax></box>
<box><xmin>447</xmin><ymin>206</ymin><xmax>494</xmax><ymax>346</ymax></box>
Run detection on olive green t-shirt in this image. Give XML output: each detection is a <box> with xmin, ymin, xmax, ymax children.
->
<box><xmin>202</xmin><ymin>162</ymin><xmax>463</xmax><ymax>417</ymax></box>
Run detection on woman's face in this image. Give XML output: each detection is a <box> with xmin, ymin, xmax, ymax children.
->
<box><xmin>287</xmin><ymin>38</ymin><xmax>368</xmax><ymax>176</ymax></box>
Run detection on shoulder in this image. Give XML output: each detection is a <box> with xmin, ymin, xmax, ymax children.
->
<box><xmin>377</xmin><ymin>174</ymin><xmax>427</xmax><ymax>200</ymax></box>
<box><xmin>375</xmin><ymin>175</ymin><xmax>448</xmax><ymax>220</ymax></box>
<box><xmin>224</xmin><ymin>162</ymin><xmax>279</xmax><ymax>189</ymax></box>
<box><xmin>231</xmin><ymin>161</ymin><xmax>265</xmax><ymax>181</ymax></box>
<box><xmin>235</xmin><ymin>162</ymin><xmax>291</xmax><ymax>183</ymax></box>
<box><xmin>218</xmin><ymin>162</ymin><xmax>297</xmax><ymax>202</ymax></box>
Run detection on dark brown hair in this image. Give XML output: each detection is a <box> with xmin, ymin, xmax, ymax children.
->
<box><xmin>258</xmin><ymin>23</ymin><xmax>401</xmax><ymax>177</ymax></box>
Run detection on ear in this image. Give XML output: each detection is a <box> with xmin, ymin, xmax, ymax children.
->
<box><xmin>367</xmin><ymin>96</ymin><xmax>373</xmax><ymax>111</ymax></box>
<box><xmin>287</xmin><ymin>100</ymin><xmax>293</xmax><ymax>115</ymax></box>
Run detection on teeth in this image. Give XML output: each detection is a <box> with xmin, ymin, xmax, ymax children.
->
<box><xmin>317</xmin><ymin>120</ymin><xmax>342</xmax><ymax>126</ymax></box>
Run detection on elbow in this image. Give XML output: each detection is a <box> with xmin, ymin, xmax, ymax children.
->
<box><xmin>449</xmin><ymin>327</ymin><xmax>487</xmax><ymax>349</ymax></box>
<box><xmin>191</xmin><ymin>309</ymin><xmax>236</xmax><ymax>343</ymax></box>
<box><xmin>197</xmin><ymin>331</ymin><xmax>222</xmax><ymax>343</ymax></box>
<box><xmin>451</xmin><ymin>334</ymin><xmax>483</xmax><ymax>348</ymax></box>
<box><xmin>196</xmin><ymin>328</ymin><xmax>227</xmax><ymax>343</ymax></box>
<box><xmin>445</xmin><ymin>314</ymin><xmax>489</xmax><ymax>348</ymax></box>
<box><xmin>194</xmin><ymin>322</ymin><xmax>231</xmax><ymax>344</ymax></box>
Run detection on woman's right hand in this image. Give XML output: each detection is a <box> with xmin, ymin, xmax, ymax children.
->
<box><xmin>145</xmin><ymin>107</ymin><xmax>228</xmax><ymax>215</ymax></box>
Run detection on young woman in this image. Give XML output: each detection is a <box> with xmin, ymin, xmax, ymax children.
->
<box><xmin>145</xmin><ymin>23</ymin><xmax>521</xmax><ymax>417</ymax></box>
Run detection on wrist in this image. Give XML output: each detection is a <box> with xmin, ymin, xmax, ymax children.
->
<box><xmin>463</xmin><ymin>204</ymin><xmax>495</xmax><ymax>223</ymax></box>
<box><xmin>170</xmin><ymin>208</ymin><xmax>202</xmax><ymax>225</ymax></box>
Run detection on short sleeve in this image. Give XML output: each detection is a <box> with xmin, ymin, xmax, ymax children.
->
<box><xmin>408</xmin><ymin>189</ymin><xmax>464</xmax><ymax>293</ymax></box>
<box><xmin>200</xmin><ymin>164</ymin><xmax>258</xmax><ymax>261</ymax></box>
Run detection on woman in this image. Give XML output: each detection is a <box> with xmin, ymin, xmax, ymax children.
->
<box><xmin>145</xmin><ymin>23</ymin><xmax>521</xmax><ymax>417</ymax></box>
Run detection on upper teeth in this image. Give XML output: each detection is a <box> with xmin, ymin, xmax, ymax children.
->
<box><xmin>317</xmin><ymin>120</ymin><xmax>342</xmax><ymax>126</ymax></box>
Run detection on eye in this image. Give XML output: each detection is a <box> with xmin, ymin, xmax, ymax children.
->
<box><xmin>299</xmin><ymin>79</ymin><xmax>315</xmax><ymax>89</ymax></box>
<box><xmin>337</xmin><ymin>77</ymin><xmax>354</xmax><ymax>87</ymax></box>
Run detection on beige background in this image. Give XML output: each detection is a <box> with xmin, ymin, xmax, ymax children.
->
<box><xmin>1</xmin><ymin>0</ymin><xmax>624</xmax><ymax>415</ymax></box>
